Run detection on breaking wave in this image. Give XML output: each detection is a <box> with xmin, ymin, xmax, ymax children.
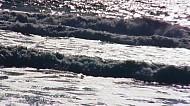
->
<box><xmin>1</xmin><ymin>45</ymin><xmax>190</xmax><ymax>85</ymax></box>
<box><xmin>0</xmin><ymin>11</ymin><xmax>189</xmax><ymax>49</ymax></box>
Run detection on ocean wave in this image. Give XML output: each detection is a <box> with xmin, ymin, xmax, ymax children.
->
<box><xmin>1</xmin><ymin>45</ymin><xmax>190</xmax><ymax>85</ymax></box>
<box><xmin>0</xmin><ymin>11</ymin><xmax>189</xmax><ymax>48</ymax></box>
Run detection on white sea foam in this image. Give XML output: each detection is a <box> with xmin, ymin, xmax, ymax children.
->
<box><xmin>0</xmin><ymin>29</ymin><xmax>190</xmax><ymax>66</ymax></box>
<box><xmin>1</xmin><ymin>68</ymin><xmax>190</xmax><ymax>106</ymax></box>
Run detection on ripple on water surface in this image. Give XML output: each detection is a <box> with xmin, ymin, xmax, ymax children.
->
<box><xmin>1</xmin><ymin>68</ymin><xmax>190</xmax><ymax>106</ymax></box>
<box><xmin>0</xmin><ymin>29</ymin><xmax>190</xmax><ymax>66</ymax></box>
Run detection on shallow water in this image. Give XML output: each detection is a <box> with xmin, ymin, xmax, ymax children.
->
<box><xmin>0</xmin><ymin>29</ymin><xmax>190</xmax><ymax>66</ymax></box>
<box><xmin>1</xmin><ymin>68</ymin><xmax>190</xmax><ymax>106</ymax></box>
<box><xmin>1</xmin><ymin>0</ymin><xmax>190</xmax><ymax>105</ymax></box>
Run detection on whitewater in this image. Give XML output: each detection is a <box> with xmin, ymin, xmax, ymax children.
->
<box><xmin>0</xmin><ymin>29</ymin><xmax>190</xmax><ymax>66</ymax></box>
<box><xmin>1</xmin><ymin>0</ymin><xmax>190</xmax><ymax>106</ymax></box>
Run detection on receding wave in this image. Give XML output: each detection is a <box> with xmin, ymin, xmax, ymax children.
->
<box><xmin>1</xmin><ymin>45</ymin><xmax>190</xmax><ymax>85</ymax></box>
<box><xmin>0</xmin><ymin>11</ymin><xmax>189</xmax><ymax>48</ymax></box>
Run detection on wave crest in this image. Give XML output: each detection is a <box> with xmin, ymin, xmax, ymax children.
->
<box><xmin>0</xmin><ymin>11</ymin><xmax>189</xmax><ymax>48</ymax></box>
<box><xmin>1</xmin><ymin>45</ymin><xmax>190</xmax><ymax>85</ymax></box>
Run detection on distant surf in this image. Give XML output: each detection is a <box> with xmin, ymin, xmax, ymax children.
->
<box><xmin>0</xmin><ymin>11</ymin><xmax>189</xmax><ymax>49</ymax></box>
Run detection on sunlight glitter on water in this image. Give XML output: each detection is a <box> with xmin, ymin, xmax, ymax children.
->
<box><xmin>1</xmin><ymin>68</ymin><xmax>190</xmax><ymax>106</ymax></box>
<box><xmin>0</xmin><ymin>29</ymin><xmax>190</xmax><ymax>66</ymax></box>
